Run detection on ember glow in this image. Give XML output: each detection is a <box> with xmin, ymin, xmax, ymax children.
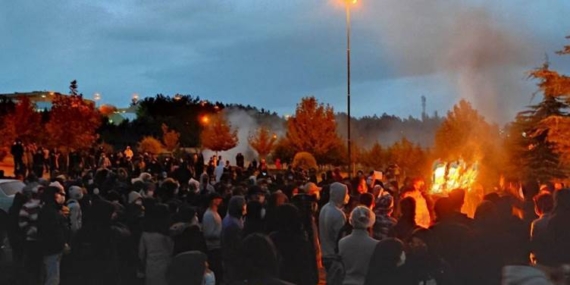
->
<box><xmin>431</xmin><ymin>159</ymin><xmax>479</xmax><ymax>194</ymax></box>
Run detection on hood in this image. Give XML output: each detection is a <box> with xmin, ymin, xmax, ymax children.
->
<box><xmin>502</xmin><ymin>265</ymin><xmax>552</xmax><ymax>285</ymax></box>
<box><xmin>68</xmin><ymin>186</ymin><xmax>84</xmax><ymax>201</ymax></box>
<box><xmin>329</xmin><ymin>182</ymin><xmax>347</xmax><ymax>207</ymax></box>
<box><xmin>228</xmin><ymin>195</ymin><xmax>246</xmax><ymax>218</ymax></box>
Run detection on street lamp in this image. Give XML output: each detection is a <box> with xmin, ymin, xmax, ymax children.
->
<box><xmin>345</xmin><ymin>0</ymin><xmax>357</xmax><ymax>178</ymax></box>
<box><xmin>132</xmin><ymin>93</ymin><xmax>139</xmax><ymax>105</ymax></box>
<box><xmin>94</xmin><ymin>93</ymin><xmax>101</xmax><ymax>106</ymax></box>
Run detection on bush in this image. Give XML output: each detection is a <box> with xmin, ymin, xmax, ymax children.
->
<box><xmin>291</xmin><ymin>152</ymin><xmax>318</xmax><ymax>170</ymax></box>
<box><xmin>138</xmin><ymin>136</ymin><xmax>163</xmax><ymax>155</ymax></box>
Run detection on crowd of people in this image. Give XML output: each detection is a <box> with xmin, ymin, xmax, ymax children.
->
<box><xmin>4</xmin><ymin>141</ymin><xmax>570</xmax><ymax>285</ymax></box>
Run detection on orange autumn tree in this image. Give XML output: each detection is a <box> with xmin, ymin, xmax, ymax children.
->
<box><xmin>46</xmin><ymin>94</ymin><xmax>101</xmax><ymax>150</ymax></box>
<box><xmin>248</xmin><ymin>126</ymin><xmax>277</xmax><ymax>159</ymax></box>
<box><xmin>0</xmin><ymin>96</ymin><xmax>44</xmax><ymax>147</ymax></box>
<box><xmin>200</xmin><ymin>113</ymin><xmax>239</xmax><ymax>153</ymax></box>
<box><xmin>286</xmin><ymin>96</ymin><xmax>342</xmax><ymax>164</ymax></box>
<box><xmin>161</xmin><ymin>123</ymin><xmax>180</xmax><ymax>151</ymax></box>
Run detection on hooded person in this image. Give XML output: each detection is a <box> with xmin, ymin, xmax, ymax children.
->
<box><xmin>318</xmin><ymin>182</ymin><xmax>350</xmax><ymax>282</ymax></box>
<box><xmin>339</xmin><ymin>206</ymin><xmax>379</xmax><ymax>285</ymax></box>
<box><xmin>67</xmin><ymin>185</ymin><xmax>84</xmax><ymax>235</ymax></box>
<box><xmin>221</xmin><ymin>195</ymin><xmax>247</xmax><ymax>283</ymax></box>
<box><xmin>373</xmin><ymin>192</ymin><xmax>397</xmax><ymax>240</ymax></box>
<box><xmin>269</xmin><ymin>204</ymin><xmax>319</xmax><ymax>285</ymax></box>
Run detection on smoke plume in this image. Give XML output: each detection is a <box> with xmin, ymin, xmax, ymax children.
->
<box><xmin>361</xmin><ymin>0</ymin><xmax>535</xmax><ymax>123</ymax></box>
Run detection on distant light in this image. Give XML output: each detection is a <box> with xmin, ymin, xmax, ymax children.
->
<box><xmin>109</xmin><ymin>119</ymin><xmax>113</xmax><ymax>123</ymax></box>
<box><xmin>41</xmin><ymin>94</ymin><xmax>46</xmax><ymax>98</ymax></box>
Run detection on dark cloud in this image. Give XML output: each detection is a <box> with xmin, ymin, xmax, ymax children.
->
<box><xmin>0</xmin><ymin>0</ymin><xmax>569</xmax><ymax>122</ymax></box>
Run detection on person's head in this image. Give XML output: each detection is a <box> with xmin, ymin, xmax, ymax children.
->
<box><xmin>359</xmin><ymin>192</ymin><xmax>375</xmax><ymax>209</ymax></box>
<box><xmin>177</xmin><ymin>204</ymin><xmax>198</xmax><ymax>224</ymax></box>
<box><xmin>303</xmin><ymin>182</ymin><xmax>321</xmax><ymax>201</ymax></box>
<box><xmin>274</xmin><ymin>204</ymin><xmax>303</xmax><ymax>234</ymax></box>
<box><xmin>370</xmin><ymin>238</ymin><xmax>406</xmax><ymax>269</ymax></box>
<box><xmin>474</xmin><ymin>200</ymin><xmax>498</xmax><ymax>229</ymax></box>
<box><xmin>246</xmin><ymin>200</ymin><xmax>263</xmax><ymax>220</ymax></box>
<box><xmin>522</xmin><ymin>180</ymin><xmax>540</xmax><ymax>202</ymax></box>
<box><xmin>330</xmin><ymin>182</ymin><xmax>349</xmax><ymax>207</ymax></box>
<box><xmin>268</xmin><ymin>191</ymin><xmax>289</xmax><ymax>209</ymax></box>
<box><xmin>349</xmin><ymin>206</ymin><xmax>376</xmax><ymax>230</ymax></box>
<box><xmin>42</xmin><ymin>186</ymin><xmax>65</xmax><ymax>205</ymax></box>
<box><xmin>400</xmin><ymin>197</ymin><xmax>416</xmax><ymax>219</ymax></box>
<box><xmin>375</xmin><ymin>192</ymin><xmax>394</xmax><ymax>216</ymax></box>
<box><xmin>412</xmin><ymin>178</ymin><xmax>425</xmax><ymax>192</ymax></box>
<box><xmin>240</xmin><ymin>233</ymin><xmax>279</xmax><ymax>279</ymax></box>
<box><xmin>553</xmin><ymin>189</ymin><xmax>570</xmax><ymax>214</ymax></box>
<box><xmin>68</xmin><ymin>186</ymin><xmax>84</xmax><ymax>201</ymax></box>
<box><xmin>128</xmin><ymin>191</ymin><xmax>143</xmax><ymax>205</ymax></box>
<box><xmin>208</xmin><ymin>192</ymin><xmax>223</xmax><ymax>208</ymax></box>
<box><xmin>143</xmin><ymin>203</ymin><xmax>171</xmax><ymax>234</ymax></box>
<box><xmin>247</xmin><ymin>185</ymin><xmax>266</xmax><ymax>204</ymax></box>
<box><xmin>228</xmin><ymin>195</ymin><xmax>247</xmax><ymax>218</ymax></box>
<box><xmin>434</xmin><ymin>197</ymin><xmax>454</xmax><ymax>222</ymax></box>
<box><xmin>534</xmin><ymin>191</ymin><xmax>554</xmax><ymax>217</ymax></box>
<box><xmin>407</xmin><ymin>228</ymin><xmax>432</xmax><ymax>257</ymax></box>
<box><xmin>448</xmin><ymin>188</ymin><xmax>466</xmax><ymax>212</ymax></box>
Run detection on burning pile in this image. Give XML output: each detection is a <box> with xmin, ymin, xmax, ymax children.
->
<box><xmin>431</xmin><ymin>159</ymin><xmax>479</xmax><ymax>195</ymax></box>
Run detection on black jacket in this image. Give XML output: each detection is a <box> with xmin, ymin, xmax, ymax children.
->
<box><xmin>38</xmin><ymin>203</ymin><xmax>68</xmax><ymax>255</ymax></box>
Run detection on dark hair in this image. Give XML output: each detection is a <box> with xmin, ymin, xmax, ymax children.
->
<box><xmin>554</xmin><ymin>189</ymin><xmax>570</xmax><ymax>213</ymax></box>
<box><xmin>434</xmin><ymin>197</ymin><xmax>454</xmax><ymax>222</ymax></box>
<box><xmin>177</xmin><ymin>204</ymin><xmax>197</xmax><ymax>223</ymax></box>
<box><xmin>400</xmin><ymin>197</ymin><xmax>416</xmax><ymax>220</ymax></box>
<box><xmin>143</xmin><ymin>203</ymin><xmax>170</xmax><ymax>235</ymax></box>
<box><xmin>359</xmin><ymin>193</ymin><xmax>375</xmax><ymax>208</ymax></box>
<box><xmin>534</xmin><ymin>192</ymin><xmax>554</xmax><ymax>214</ymax></box>
<box><xmin>369</xmin><ymin>238</ymin><xmax>404</xmax><ymax>269</ymax></box>
<box><xmin>240</xmin><ymin>233</ymin><xmax>279</xmax><ymax>279</ymax></box>
<box><xmin>274</xmin><ymin>204</ymin><xmax>303</xmax><ymax>234</ymax></box>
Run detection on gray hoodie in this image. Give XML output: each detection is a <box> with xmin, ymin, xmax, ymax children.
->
<box><xmin>319</xmin><ymin>182</ymin><xmax>348</xmax><ymax>258</ymax></box>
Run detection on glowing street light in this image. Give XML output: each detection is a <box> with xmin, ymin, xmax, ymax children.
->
<box><xmin>200</xmin><ymin>115</ymin><xmax>210</xmax><ymax>125</ymax></box>
<box><xmin>132</xmin><ymin>93</ymin><xmax>139</xmax><ymax>105</ymax></box>
<box><xmin>94</xmin><ymin>93</ymin><xmax>101</xmax><ymax>106</ymax></box>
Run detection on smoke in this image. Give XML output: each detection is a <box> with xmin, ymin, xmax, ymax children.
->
<box><xmin>361</xmin><ymin>0</ymin><xmax>535</xmax><ymax>123</ymax></box>
<box><xmin>201</xmin><ymin>107</ymin><xmax>286</xmax><ymax>164</ymax></box>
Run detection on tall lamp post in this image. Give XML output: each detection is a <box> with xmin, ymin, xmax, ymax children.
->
<box><xmin>345</xmin><ymin>0</ymin><xmax>356</xmax><ymax>178</ymax></box>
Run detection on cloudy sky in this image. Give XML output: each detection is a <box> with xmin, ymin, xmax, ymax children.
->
<box><xmin>1</xmin><ymin>0</ymin><xmax>570</xmax><ymax>123</ymax></box>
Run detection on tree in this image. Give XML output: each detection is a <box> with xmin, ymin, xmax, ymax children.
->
<box><xmin>138</xmin><ymin>136</ymin><xmax>163</xmax><ymax>155</ymax></box>
<box><xmin>248</xmin><ymin>126</ymin><xmax>277</xmax><ymax>159</ymax></box>
<box><xmin>505</xmin><ymin>93</ymin><xmax>568</xmax><ymax>181</ymax></box>
<box><xmin>0</xmin><ymin>96</ymin><xmax>43</xmax><ymax>147</ymax></box>
<box><xmin>387</xmin><ymin>138</ymin><xmax>428</xmax><ymax>178</ymax></box>
<box><xmin>286</xmin><ymin>97</ymin><xmax>343</xmax><ymax>164</ymax></box>
<box><xmin>69</xmin><ymin>80</ymin><xmax>79</xmax><ymax>96</ymax></box>
<box><xmin>46</xmin><ymin>94</ymin><xmax>101</xmax><ymax>150</ymax></box>
<box><xmin>434</xmin><ymin>100</ymin><xmax>504</xmax><ymax>186</ymax></box>
<box><xmin>362</xmin><ymin>142</ymin><xmax>386</xmax><ymax>170</ymax></box>
<box><xmin>200</xmin><ymin>113</ymin><xmax>238</xmax><ymax>153</ymax></box>
<box><xmin>526</xmin><ymin>39</ymin><xmax>570</xmax><ymax>171</ymax></box>
<box><xmin>161</xmin><ymin>123</ymin><xmax>180</xmax><ymax>151</ymax></box>
<box><xmin>292</xmin><ymin>152</ymin><xmax>318</xmax><ymax>170</ymax></box>
<box><xmin>272</xmin><ymin>137</ymin><xmax>295</xmax><ymax>165</ymax></box>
